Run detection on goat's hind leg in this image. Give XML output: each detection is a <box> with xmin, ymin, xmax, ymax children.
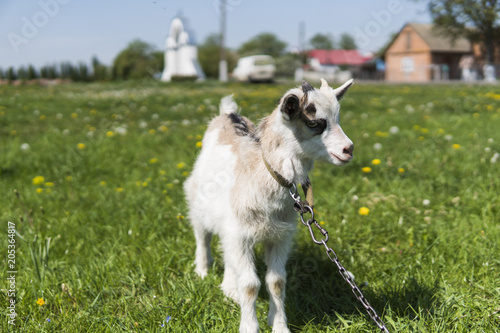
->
<box><xmin>192</xmin><ymin>223</ymin><xmax>213</xmax><ymax>279</ymax></box>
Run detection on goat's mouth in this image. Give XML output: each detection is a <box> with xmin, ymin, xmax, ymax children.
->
<box><xmin>330</xmin><ymin>152</ymin><xmax>352</xmax><ymax>164</ymax></box>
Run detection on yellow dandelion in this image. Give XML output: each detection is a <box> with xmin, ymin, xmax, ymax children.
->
<box><xmin>420</xmin><ymin>128</ymin><xmax>429</xmax><ymax>134</ymax></box>
<box><xmin>39</xmin><ymin>115</ymin><xmax>46</xmax><ymax>120</ymax></box>
<box><xmin>371</xmin><ymin>159</ymin><xmax>381</xmax><ymax>165</ymax></box>
<box><xmin>412</xmin><ymin>125</ymin><xmax>420</xmax><ymax>131</ymax></box>
<box><xmin>196</xmin><ymin>141</ymin><xmax>202</xmax><ymax>148</ymax></box>
<box><xmin>115</xmin><ymin>187</ymin><xmax>124</xmax><ymax>192</ymax></box>
<box><xmin>358</xmin><ymin>207</ymin><xmax>370</xmax><ymax>216</ymax></box>
<box><xmin>142</xmin><ymin>182</ymin><xmax>148</xmax><ymax>187</ymax></box>
<box><xmin>148</xmin><ymin>129</ymin><xmax>156</xmax><ymax>135</ymax></box>
<box><xmin>159</xmin><ymin>170</ymin><xmax>166</xmax><ymax>175</ymax></box>
<box><xmin>65</xmin><ymin>176</ymin><xmax>73</xmax><ymax>181</ymax></box>
<box><xmin>149</xmin><ymin>158</ymin><xmax>159</xmax><ymax>164</ymax></box>
<box><xmin>71</xmin><ymin>113</ymin><xmax>78</xmax><ymax>119</ymax></box>
<box><xmin>195</xmin><ymin>134</ymin><xmax>202</xmax><ymax>140</ymax></box>
<box><xmin>398</xmin><ymin>168</ymin><xmax>405</xmax><ymax>174</ymax></box>
<box><xmin>11</xmin><ymin>130</ymin><xmax>17</xmax><ymax>136</ymax></box>
<box><xmin>36</xmin><ymin>298</ymin><xmax>45</xmax><ymax>306</ymax></box>
<box><xmin>452</xmin><ymin>144</ymin><xmax>461</xmax><ymax>150</ymax></box>
<box><xmin>419</xmin><ymin>136</ymin><xmax>425</xmax><ymax>141</ymax></box>
<box><xmin>77</xmin><ymin>143</ymin><xmax>86</xmax><ymax>150</ymax></box>
<box><xmin>177</xmin><ymin>162</ymin><xmax>186</xmax><ymax>169</ymax></box>
<box><xmin>33</xmin><ymin>176</ymin><xmax>45</xmax><ymax>185</ymax></box>
<box><xmin>176</xmin><ymin>213</ymin><xmax>184</xmax><ymax>219</ymax></box>
<box><xmin>182</xmin><ymin>171</ymin><xmax>189</xmax><ymax>177</ymax></box>
<box><xmin>362</xmin><ymin>167</ymin><xmax>372</xmax><ymax>173</ymax></box>
<box><xmin>319</xmin><ymin>221</ymin><xmax>325</xmax><ymax>225</ymax></box>
<box><xmin>106</xmin><ymin>131</ymin><xmax>114</xmax><ymax>138</ymax></box>
<box><xmin>36</xmin><ymin>188</ymin><xmax>43</xmax><ymax>194</ymax></box>
<box><xmin>159</xmin><ymin>125</ymin><xmax>168</xmax><ymax>132</ymax></box>
<box><xmin>45</xmin><ymin>182</ymin><xmax>54</xmax><ymax>187</ymax></box>
<box><xmin>90</xmin><ymin>109</ymin><xmax>97</xmax><ymax>115</ymax></box>
<box><xmin>99</xmin><ymin>181</ymin><xmax>106</xmax><ymax>186</ymax></box>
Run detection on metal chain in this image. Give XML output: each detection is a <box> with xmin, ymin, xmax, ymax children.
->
<box><xmin>289</xmin><ymin>184</ymin><xmax>390</xmax><ymax>333</ymax></box>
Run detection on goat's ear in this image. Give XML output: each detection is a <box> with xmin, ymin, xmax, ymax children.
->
<box><xmin>333</xmin><ymin>79</ymin><xmax>354</xmax><ymax>101</ymax></box>
<box><xmin>280</xmin><ymin>94</ymin><xmax>300</xmax><ymax>120</ymax></box>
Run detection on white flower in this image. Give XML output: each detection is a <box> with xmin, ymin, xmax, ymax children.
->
<box><xmin>444</xmin><ymin>134</ymin><xmax>453</xmax><ymax>141</ymax></box>
<box><xmin>151</xmin><ymin>113</ymin><xmax>159</xmax><ymax>120</ymax></box>
<box><xmin>115</xmin><ymin>126</ymin><xmax>127</xmax><ymax>135</ymax></box>
<box><xmin>422</xmin><ymin>199</ymin><xmax>431</xmax><ymax>206</ymax></box>
<box><xmin>139</xmin><ymin>121</ymin><xmax>148</xmax><ymax>129</ymax></box>
<box><xmin>491</xmin><ymin>153</ymin><xmax>499</xmax><ymax>164</ymax></box>
<box><xmin>33</xmin><ymin>109</ymin><xmax>39</xmax><ymax>115</ymax></box>
<box><xmin>20</xmin><ymin>143</ymin><xmax>30</xmax><ymax>150</ymax></box>
<box><xmin>56</xmin><ymin>113</ymin><xmax>63</xmax><ymax>119</ymax></box>
<box><xmin>373</xmin><ymin>143</ymin><xmax>382</xmax><ymax>151</ymax></box>
<box><xmin>62</xmin><ymin>129</ymin><xmax>70</xmax><ymax>135</ymax></box>
<box><xmin>389</xmin><ymin>126</ymin><xmax>399</xmax><ymax>134</ymax></box>
<box><xmin>405</xmin><ymin>104</ymin><xmax>415</xmax><ymax>113</ymax></box>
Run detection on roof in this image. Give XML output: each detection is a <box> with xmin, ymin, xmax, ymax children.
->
<box><xmin>308</xmin><ymin>49</ymin><xmax>372</xmax><ymax>66</ymax></box>
<box><xmin>384</xmin><ymin>22</ymin><xmax>472</xmax><ymax>55</ymax></box>
<box><xmin>411</xmin><ymin>23</ymin><xmax>471</xmax><ymax>52</ymax></box>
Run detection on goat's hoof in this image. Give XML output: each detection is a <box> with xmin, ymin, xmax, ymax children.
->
<box><xmin>194</xmin><ymin>267</ymin><xmax>208</xmax><ymax>279</ymax></box>
<box><xmin>271</xmin><ymin>324</ymin><xmax>290</xmax><ymax>333</ymax></box>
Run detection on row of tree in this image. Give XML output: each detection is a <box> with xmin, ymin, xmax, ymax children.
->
<box><xmin>0</xmin><ymin>31</ymin><xmax>357</xmax><ymax>82</ymax></box>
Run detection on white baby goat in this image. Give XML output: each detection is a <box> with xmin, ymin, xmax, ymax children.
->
<box><xmin>184</xmin><ymin>79</ymin><xmax>354</xmax><ymax>333</ymax></box>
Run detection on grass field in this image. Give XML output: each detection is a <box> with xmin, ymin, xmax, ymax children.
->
<box><xmin>1</xmin><ymin>80</ymin><xmax>499</xmax><ymax>332</ymax></box>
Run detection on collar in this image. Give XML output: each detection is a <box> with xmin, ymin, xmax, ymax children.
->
<box><xmin>262</xmin><ymin>154</ymin><xmax>314</xmax><ymax>207</ymax></box>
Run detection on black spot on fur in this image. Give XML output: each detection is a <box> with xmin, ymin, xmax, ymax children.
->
<box><xmin>228</xmin><ymin>113</ymin><xmax>259</xmax><ymax>142</ymax></box>
<box><xmin>305</xmin><ymin>103</ymin><xmax>316</xmax><ymax>116</ymax></box>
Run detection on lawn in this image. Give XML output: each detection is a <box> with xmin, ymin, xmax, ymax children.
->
<box><xmin>1</xmin><ymin>80</ymin><xmax>499</xmax><ymax>332</ymax></box>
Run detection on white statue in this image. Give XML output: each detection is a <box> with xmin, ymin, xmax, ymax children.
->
<box><xmin>161</xmin><ymin>17</ymin><xmax>205</xmax><ymax>82</ymax></box>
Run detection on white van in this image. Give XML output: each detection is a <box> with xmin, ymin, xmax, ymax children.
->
<box><xmin>232</xmin><ymin>55</ymin><xmax>276</xmax><ymax>82</ymax></box>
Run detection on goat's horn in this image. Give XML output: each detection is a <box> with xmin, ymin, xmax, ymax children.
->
<box><xmin>301</xmin><ymin>81</ymin><xmax>314</xmax><ymax>93</ymax></box>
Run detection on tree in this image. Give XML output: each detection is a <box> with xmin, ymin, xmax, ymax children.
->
<box><xmin>309</xmin><ymin>33</ymin><xmax>335</xmax><ymax>49</ymax></box>
<box><xmin>198</xmin><ymin>33</ymin><xmax>237</xmax><ymax>78</ymax></box>
<box><xmin>339</xmin><ymin>33</ymin><xmax>357</xmax><ymax>50</ymax></box>
<box><xmin>424</xmin><ymin>0</ymin><xmax>500</xmax><ymax>63</ymax></box>
<box><xmin>7</xmin><ymin>67</ymin><xmax>17</xmax><ymax>82</ymax></box>
<box><xmin>238</xmin><ymin>33</ymin><xmax>287</xmax><ymax>58</ymax></box>
<box><xmin>27</xmin><ymin>65</ymin><xmax>38</xmax><ymax>80</ymax></box>
<box><xmin>112</xmin><ymin>39</ymin><xmax>161</xmax><ymax>80</ymax></box>
<box><xmin>92</xmin><ymin>56</ymin><xmax>108</xmax><ymax>81</ymax></box>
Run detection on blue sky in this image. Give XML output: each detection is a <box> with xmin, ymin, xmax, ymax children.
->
<box><xmin>0</xmin><ymin>0</ymin><xmax>431</xmax><ymax>69</ymax></box>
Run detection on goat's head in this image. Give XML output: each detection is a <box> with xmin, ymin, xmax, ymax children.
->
<box><xmin>279</xmin><ymin>78</ymin><xmax>354</xmax><ymax>166</ymax></box>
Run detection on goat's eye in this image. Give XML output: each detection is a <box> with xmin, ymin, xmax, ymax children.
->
<box><xmin>306</xmin><ymin>121</ymin><xmax>318</xmax><ymax>128</ymax></box>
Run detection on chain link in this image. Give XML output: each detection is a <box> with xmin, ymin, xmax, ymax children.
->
<box><xmin>289</xmin><ymin>185</ymin><xmax>390</xmax><ymax>333</ymax></box>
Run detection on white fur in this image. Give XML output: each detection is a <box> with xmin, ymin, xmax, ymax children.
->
<box><xmin>184</xmin><ymin>79</ymin><xmax>354</xmax><ymax>333</ymax></box>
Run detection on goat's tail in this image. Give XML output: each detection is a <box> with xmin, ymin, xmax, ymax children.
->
<box><xmin>219</xmin><ymin>95</ymin><xmax>239</xmax><ymax>115</ymax></box>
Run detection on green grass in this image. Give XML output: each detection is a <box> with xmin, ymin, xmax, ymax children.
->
<box><xmin>1</xmin><ymin>80</ymin><xmax>499</xmax><ymax>332</ymax></box>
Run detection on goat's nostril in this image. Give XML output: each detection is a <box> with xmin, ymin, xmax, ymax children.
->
<box><xmin>343</xmin><ymin>144</ymin><xmax>354</xmax><ymax>156</ymax></box>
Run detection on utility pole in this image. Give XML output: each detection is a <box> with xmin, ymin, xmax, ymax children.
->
<box><xmin>219</xmin><ymin>0</ymin><xmax>228</xmax><ymax>82</ymax></box>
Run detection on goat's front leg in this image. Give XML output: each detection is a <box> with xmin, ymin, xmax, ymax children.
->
<box><xmin>223</xmin><ymin>236</ymin><xmax>261</xmax><ymax>333</ymax></box>
<box><xmin>265</xmin><ymin>239</ymin><xmax>292</xmax><ymax>333</ymax></box>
